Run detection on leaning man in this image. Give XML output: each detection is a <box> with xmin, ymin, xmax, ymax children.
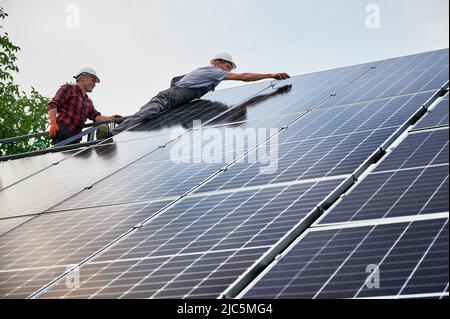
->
<box><xmin>47</xmin><ymin>67</ymin><xmax>121</xmax><ymax>144</ymax></box>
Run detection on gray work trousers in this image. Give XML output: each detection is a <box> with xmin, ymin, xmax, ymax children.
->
<box><xmin>111</xmin><ymin>86</ymin><xmax>209</xmax><ymax>135</ymax></box>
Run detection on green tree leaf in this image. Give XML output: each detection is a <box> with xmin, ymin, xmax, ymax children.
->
<box><xmin>0</xmin><ymin>7</ymin><xmax>50</xmax><ymax>156</ymax></box>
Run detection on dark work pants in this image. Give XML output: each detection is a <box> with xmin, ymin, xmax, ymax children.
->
<box><xmin>111</xmin><ymin>86</ymin><xmax>209</xmax><ymax>135</ymax></box>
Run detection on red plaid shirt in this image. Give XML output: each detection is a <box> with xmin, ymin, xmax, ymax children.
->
<box><xmin>48</xmin><ymin>84</ymin><xmax>101</xmax><ymax>134</ymax></box>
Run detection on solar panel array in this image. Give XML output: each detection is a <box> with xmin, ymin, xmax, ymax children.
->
<box><xmin>0</xmin><ymin>49</ymin><xmax>448</xmax><ymax>299</ymax></box>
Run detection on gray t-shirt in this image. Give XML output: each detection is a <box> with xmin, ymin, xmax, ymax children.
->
<box><xmin>176</xmin><ymin>66</ymin><xmax>230</xmax><ymax>92</ymax></box>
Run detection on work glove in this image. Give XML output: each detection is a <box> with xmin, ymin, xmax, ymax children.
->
<box><xmin>49</xmin><ymin>120</ymin><xmax>59</xmax><ymax>138</ymax></box>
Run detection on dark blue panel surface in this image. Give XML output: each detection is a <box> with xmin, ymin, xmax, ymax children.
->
<box><xmin>39</xmin><ymin>247</ymin><xmax>267</xmax><ymax>299</ymax></box>
<box><xmin>375</xmin><ymin>129</ymin><xmax>449</xmax><ymax>172</ymax></box>
<box><xmin>318</xmin><ymin>165</ymin><xmax>448</xmax><ymax>224</ymax></box>
<box><xmin>244</xmin><ymin>218</ymin><xmax>448</xmax><ymax>299</ymax></box>
<box><xmin>318</xmin><ymin>49</ymin><xmax>448</xmax><ymax>108</ymax></box>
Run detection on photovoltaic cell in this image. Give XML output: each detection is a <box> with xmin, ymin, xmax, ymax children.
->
<box><xmin>0</xmin><ymin>152</ymin><xmax>67</xmax><ymax>191</ymax></box>
<box><xmin>414</xmin><ymin>95</ymin><xmax>449</xmax><ymax>130</ymax></box>
<box><xmin>0</xmin><ymin>199</ymin><xmax>171</xmax><ymax>298</ymax></box>
<box><xmin>0</xmin><ymin>266</ymin><xmax>68</xmax><ymax>299</ymax></box>
<box><xmin>280</xmin><ymin>92</ymin><xmax>434</xmax><ymax>144</ymax></box>
<box><xmin>317</xmin><ymin>128</ymin><xmax>448</xmax><ymax>225</ymax></box>
<box><xmin>318</xmin><ymin>165</ymin><xmax>448</xmax><ymax>224</ymax></box>
<box><xmin>243</xmin><ymin>218</ymin><xmax>449</xmax><ymax>299</ymax></box>
<box><xmin>317</xmin><ymin>49</ymin><xmax>448</xmax><ymax>109</ymax></box>
<box><xmin>37</xmin><ymin>179</ymin><xmax>345</xmax><ymax>298</ymax></box>
<box><xmin>0</xmin><ymin>216</ymin><xmax>33</xmax><ymax>237</ymax></box>
<box><xmin>374</xmin><ymin>129</ymin><xmax>449</xmax><ymax>172</ymax></box>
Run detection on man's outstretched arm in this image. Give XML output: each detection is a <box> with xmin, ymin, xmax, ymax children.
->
<box><xmin>95</xmin><ymin>115</ymin><xmax>122</xmax><ymax>122</ymax></box>
<box><xmin>225</xmin><ymin>72</ymin><xmax>290</xmax><ymax>82</ymax></box>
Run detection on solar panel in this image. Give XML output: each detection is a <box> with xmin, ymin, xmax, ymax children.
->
<box><xmin>0</xmin><ymin>152</ymin><xmax>67</xmax><ymax>192</ymax></box>
<box><xmin>36</xmin><ymin>179</ymin><xmax>345</xmax><ymax>299</ymax></box>
<box><xmin>0</xmin><ymin>216</ymin><xmax>34</xmax><ymax>238</ymax></box>
<box><xmin>241</xmin><ymin>218</ymin><xmax>449</xmax><ymax>299</ymax></box>
<box><xmin>0</xmin><ymin>199</ymin><xmax>171</xmax><ymax>298</ymax></box>
<box><xmin>414</xmin><ymin>94</ymin><xmax>449</xmax><ymax>130</ymax></box>
<box><xmin>374</xmin><ymin>128</ymin><xmax>449</xmax><ymax>172</ymax></box>
<box><xmin>317</xmin><ymin>128</ymin><xmax>448</xmax><ymax>225</ymax></box>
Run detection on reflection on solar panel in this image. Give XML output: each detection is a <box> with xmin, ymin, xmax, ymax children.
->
<box><xmin>0</xmin><ymin>152</ymin><xmax>66</xmax><ymax>192</ymax></box>
<box><xmin>0</xmin><ymin>216</ymin><xmax>34</xmax><ymax>238</ymax></box>
<box><xmin>195</xmin><ymin>92</ymin><xmax>435</xmax><ymax>193</ymax></box>
<box><xmin>0</xmin><ymin>200</ymin><xmax>171</xmax><ymax>298</ymax></box>
<box><xmin>0</xmin><ymin>49</ymin><xmax>448</xmax><ymax>299</ymax></box>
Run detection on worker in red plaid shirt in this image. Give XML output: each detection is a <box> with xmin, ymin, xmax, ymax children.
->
<box><xmin>47</xmin><ymin>67</ymin><xmax>121</xmax><ymax>144</ymax></box>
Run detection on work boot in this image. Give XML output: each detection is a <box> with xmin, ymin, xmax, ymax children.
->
<box><xmin>96</xmin><ymin>124</ymin><xmax>113</xmax><ymax>140</ymax></box>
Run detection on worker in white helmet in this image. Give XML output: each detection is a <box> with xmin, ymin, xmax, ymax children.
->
<box><xmin>99</xmin><ymin>53</ymin><xmax>289</xmax><ymax>138</ymax></box>
<box><xmin>47</xmin><ymin>67</ymin><xmax>121</xmax><ymax>144</ymax></box>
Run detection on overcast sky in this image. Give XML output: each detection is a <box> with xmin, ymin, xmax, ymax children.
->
<box><xmin>1</xmin><ymin>0</ymin><xmax>449</xmax><ymax>116</ymax></box>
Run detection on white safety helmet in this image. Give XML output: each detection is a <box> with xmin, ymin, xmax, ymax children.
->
<box><xmin>74</xmin><ymin>67</ymin><xmax>101</xmax><ymax>83</ymax></box>
<box><xmin>210</xmin><ymin>52</ymin><xmax>237</xmax><ymax>70</ymax></box>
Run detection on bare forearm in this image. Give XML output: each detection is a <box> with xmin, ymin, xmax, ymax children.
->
<box><xmin>95</xmin><ymin>115</ymin><xmax>114</xmax><ymax>122</ymax></box>
<box><xmin>48</xmin><ymin>109</ymin><xmax>57</xmax><ymax>122</ymax></box>
<box><xmin>226</xmin><ymin>72</ymin><xmax>290</xmax><ymax>82</ymax></box>
<box><xmin>95</xmin><ymin>115</ymin><xmax>122</xmax><ymax>122</ymax></box>
<box><xmin>239</xmin><ymin>73</ymin><xmax>274</xmax><ymax>82</ymax></box>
